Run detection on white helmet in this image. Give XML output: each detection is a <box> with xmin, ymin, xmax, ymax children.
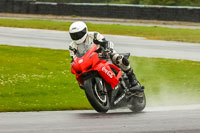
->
<box><xmin>69</xmin><ymin>21</ymin><xmax>88</xmax><ymax>44</ymax></box>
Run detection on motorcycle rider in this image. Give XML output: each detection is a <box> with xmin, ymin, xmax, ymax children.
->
<box><xmin>69</xmin><ymin>21</ymin><xmax>142</xmax><ymax>91</ymax></box>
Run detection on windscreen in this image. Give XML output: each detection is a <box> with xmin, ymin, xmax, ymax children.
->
<box><xmin>76</xmin><ymin>43</ymin><xmax>93</xmax><ymax>58</ymax></box>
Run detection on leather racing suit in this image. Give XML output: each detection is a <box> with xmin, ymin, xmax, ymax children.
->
<box><xmin>69</xmin><ymin>32</ymin><xmax>141</xmax><ymax>91</ymax></box>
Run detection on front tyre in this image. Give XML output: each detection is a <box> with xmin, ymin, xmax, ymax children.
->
<box><xmin>84</xmin><ymin>77</ymin><xmax>109</xmax><ymax>113</ymax></box>
<box><xmin>128</xmin><ymin>92</ymin><xmax>146</xmax><ymax>113</ymax></box>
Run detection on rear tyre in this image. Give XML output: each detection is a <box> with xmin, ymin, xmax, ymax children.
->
<box><xmin>128</xmin><ymin>92</ymin><xmax>146</xmax><ymax>113</ymax></box>
<box><xmin>84</xmin><ymin>77</ymin><xmax>109</xmax><ymax>113</ymax></box>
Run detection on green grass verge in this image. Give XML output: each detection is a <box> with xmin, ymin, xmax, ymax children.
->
<box><xmin>0</xmin><ymin>18</ymin><xmax>200</xmax><ymax>43</ymax></box>
<box><xmin>0</xmin><ymin>45</ymin><xmax>200</xmax><ymax>112</ymax></box>
<box><xmin>0</xmin><ymin>45</ymin><xmax>91</xmax><ymax>112</ymax></box>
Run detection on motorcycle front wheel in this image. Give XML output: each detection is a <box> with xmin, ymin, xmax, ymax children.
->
<box><xmin>84</xmin><ymin>77</ymin><xmax>109</xmax><ymax>113</ymax></box>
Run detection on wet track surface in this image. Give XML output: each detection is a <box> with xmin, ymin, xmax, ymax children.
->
<box><xmin>0</xmin><ymin>105</ymin><xmax>200</xmax><ymax>133</ymax></box>
<box><xmin>0</xmin><ymin>27</ymin><xmax>200</xmax><ymax>133</ymax></box>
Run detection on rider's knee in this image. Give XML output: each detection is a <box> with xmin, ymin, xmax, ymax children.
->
<box><xmin>122</xmin><ymin>57</ymin><xmax>130</xmax><ymax>66</ymax></box>
<box><xmin>111</xmin><ymin>53</ymin><xmax>131</xmax><ymax>71</ymax></box>
<box><xmin>111</xmin><ymin>53</ymin><xmax>122</xmax><ymax>65</ymax></box>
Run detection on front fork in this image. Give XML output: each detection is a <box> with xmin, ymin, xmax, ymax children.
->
<box><xmin>94</xmin><ymin>77</ymin><xmax>108</xmax><ymax>96</ymax></box>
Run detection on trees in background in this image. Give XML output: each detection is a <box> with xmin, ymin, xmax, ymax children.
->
<box><xmin>129</xmin><ymin>0</ymin><xmax>200</xmax><ymax>6</ymax></box>
<box><xmin>37</xmin><ymin>0</ymin><xmax>200</xmax><ymax>6</ymax></box>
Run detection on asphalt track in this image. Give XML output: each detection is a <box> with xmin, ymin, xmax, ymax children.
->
<box><xmin>0</xmin><ymin>105</ymin><xmax>200</xmax><ymax>133</ymax></box>
<box><xmin>0</xmin><ymin>27</ymin><xmax>200</xmax><ymax>61</ymax></box>
<box><xmin>0</xmin><ymin>27</ymin><xmax>200</xmax><ymax>133</ymax></box>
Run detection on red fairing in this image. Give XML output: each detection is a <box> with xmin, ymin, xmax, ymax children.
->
<box><xmin>71</xmin><ymin>45</ymin><xmax>122</xmax><ymax>89</ymax></box>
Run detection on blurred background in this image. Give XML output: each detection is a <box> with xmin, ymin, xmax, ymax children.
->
<box><xmin>0</xmin><ymin>0</ymin><xmax>200</xmax><ymax>112</ymax></box>
<box><xmin>37</xmin><ymin>0</ymin><xmax>200</xmax><ymax>6</ymax></box>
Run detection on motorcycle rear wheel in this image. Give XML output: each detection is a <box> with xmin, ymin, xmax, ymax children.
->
<box><xmin>84</xmin><ymin>77</ymin><xmax>109</xmax><ymax>113</ymax></box>
<box><xmin>128</xmin><ymin>92</ymin><xmax>146</xmax><ymax>113</ymax></box>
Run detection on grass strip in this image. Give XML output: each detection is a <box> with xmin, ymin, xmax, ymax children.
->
<box><xmin>0</xmin><ymin>45</ymin><xmax>200</xmax><ymax>112</ymax></box>
<box><xmin>0</xmin><ymin>18</ymin><xmax>200</xmax><ymax>43</ymax></box>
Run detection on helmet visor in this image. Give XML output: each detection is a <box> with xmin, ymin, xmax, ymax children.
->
<box><xmin>70</xmin><ymin>28</ymin><xmax>87</xmax><ymax>41</ymax></box>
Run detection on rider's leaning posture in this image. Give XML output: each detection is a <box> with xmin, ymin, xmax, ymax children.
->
<box><xmin>69</xmin><ymin>21</ymin><xmax>142</xmax><ymax>91</ymax></box>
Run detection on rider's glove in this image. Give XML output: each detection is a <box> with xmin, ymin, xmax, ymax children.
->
<box><xmin>93</xmin><ymin>38</ymin><xmax>102</xmax><ymax>45</ymax></box>
<box><xmin>106</xmin><ymin>41</ymin><xmax>114</xmax><ymax>50</ymax></box>
<box><xmin>94</xmin><ymin>38</ymin><xmax>114</xmax><ymax>49</ymax></box>
<box><xmin>103</xmin><ymin>46</ymin><xmax>114</xmax><ymax>58</ymax></box>
<box><xmin>104</xmin><ymin>42</ymin><xmax>114</xmax><ymax>55</ymax></box>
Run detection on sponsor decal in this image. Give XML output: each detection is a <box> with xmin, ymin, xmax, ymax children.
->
<box><xmin>114</xmin><ymin>93</ymin><xmax>125</xmax><ymax>105</ymax></box>
<box><xmin>78</xmin><ymin>59</ymin><xmax>83</xmax><ymax>64</ymax></box>
<box><xmin>102</xmin><ymin>66</ymin><xmax>114</xmax><ymax>79</ymax></box>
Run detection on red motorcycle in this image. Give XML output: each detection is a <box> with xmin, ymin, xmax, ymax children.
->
<box><xmin>71</xmin><ymin>44</ymin><xmax>146</xmax><ymax>113</ymax></box>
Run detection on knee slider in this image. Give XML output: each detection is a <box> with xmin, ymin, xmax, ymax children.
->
<box><xmin>111</xmin><ymin>53</ymin><xmax>121</xmax><ymax>65</ymax></box>
<box><xmin>122</xmin><ymin>57</ymin><xmax>130</xmax><ymax>66</ymax></box>
<box><xmin>116</xmin><ymin>55</ymin><xmax>123</xmax><ymax>65</ymax></box>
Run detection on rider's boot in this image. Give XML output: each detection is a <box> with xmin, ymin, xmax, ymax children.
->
<box><xmin>125</xmin><ymin>68</ymin><xmax>143</xmax><ymax>92</ymax></box>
